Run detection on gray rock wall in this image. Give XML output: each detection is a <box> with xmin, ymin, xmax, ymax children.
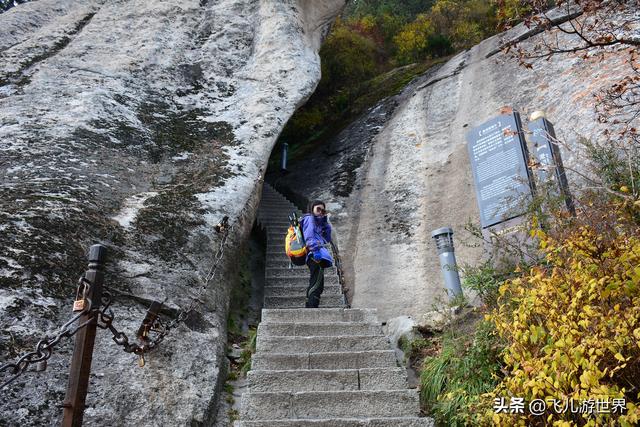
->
<box><xmin>277</xmin><ymin>8</ymin><xmax>635</xmax><ymax>322</ymax></box>
<box><xmin>0</xmin><ymin>0</ymin><xmax>344</xmax><ymax>425</ymax></box>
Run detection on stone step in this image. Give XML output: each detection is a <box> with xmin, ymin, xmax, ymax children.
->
<box><xmin>266</xmin><ymin>275</ymin><xmax>340</xmax><ymax>286</ymax></box>
<box><xmin>266</xmin><ymin>247</ymin><xmax>334</xmax><ymax>257</ymax></box>
<box><xmin>259</xmin><ymin>215</ymin><xmax>294</xmax><ymax>222</ymax></box>
<box><xmin>263</xmin><ymin>295</ymin><xmax>345</xmax><ymax>309</ymax></box>
<box><xmin>258</xmin><ymin>209</ymin><xmax>302</xmax><ymax>218</ymax></box>
<box><xmin>265</xmin><ymin>243</ymin><xmax>330</xmax><ymax>252</ymax></box>
<box><xmin>260</xmin><ymin>192</ymin><xmax>289</xmax><ymax>198</ymax></box>
<box><xmin>258</xmin><ymin>208</ymin><xmax>295</xmax><ymax>212</ymax></box>
<box><xmin>265</xmin><ymin>259</ymin><xmax>310</xmax><ymax>268</ymax></box>
<box><xmin>258</xmin><ymin>322</ymin><xmax>382</xmax><ymax>337</ymax></box>
<box><xmin>265</xmin><ymin>248</ymin><xmax>290</xmax><ymax>258</ymax></box>
<box><xmin>258</xmin><ymin>210</ymin><xmax>296</xmax><ymax>216</ymax></box>
<box><xmin>247</xmin><ymin>368</ymin><xmax>408</xmax><ymax>392</ymax></box>
<box><xmin>265</xmin><ymin>267</ymin><xmax>337</xmax><ymax>277</ymax></box>
<box><xmin>260</xmin><ymin>194</ymin><xmax>290</xmax><ymax>200</ymax></box>
<box><xmin>264</xmin><ymin>271</ymin><xmax>339</xmax><ymax>281</ymax></box>
<box><xmin>259</xmin><ymin>196</ymin><xmax>295</xmax><ymax>202</ymax></box>
<box><xmin>240</xmin><ymin>389</ymin><xmax>421</xmax><ymax>420</ymax></box>
<box><xmin>264</xmin><ymin>285</ymin><xmax>342</xmax><ymax>297</ymax></box>
<box><xmin>265</xmin><ymin>264</ymin><xmax>338</xmax><ymax>275</ymax></box>
<box><xmin>259</xmin><ymin>201</ymin><xmax>299</xmax><ymax>206</ymax></box>
<box><xmin>258</xmin><ymin>207</ymin><xmax>301</xmax><ymax>213</ymax></box>
<box><xmin>257</xmin><ymin>222</ymin><xmax>291</xmax><ymax>230</ymax></box>
<box><xmin>266</xmin><ymin>253</ymin><xmax>301</xmax><ymax>263</ymax></box>
<box><xmin>263</xmin><ymin>230</ymin><xmax>294</xmax><ymax>236</ymax></box>
<box><xmin>239</xmin><ymin>417</ymin><xmax>434</xmax><ymax>427</ymax></box>
<box><xmin>265</xmin><ymin>219</ymin><xmax>291</xmax><ymax>226</ymax></box>
<box><xmin>267</xmin><ymin>234</ymin><xmax>289</xmax><ymax>242</ymax></box>
<box><xmin>265</xmin><ymin>222</ymin><xmax>296</xmax><ymax>228</ymax></box>
<box><xmin>266</xmin><ymin>244</ymin><xmax>286</xmax><ymax>255</ymax></box>
<box><xmin>251</xmin><ymin>350</ymin><xmax>398</xmax><ymax>371</ymax></box>
<box><xmin>256</xmin><ymin>335</ymin><xmax>389</xmax><ymax>353</ymax></box>
<box><xmin>264</xmin><ymin>229</ymin><xmax>298</xmax><ymax>236</ymax></box>
<box><xmin>261</xmin><ymin>308</ymin><xmax>378</xmax><ymax>324</ymax></box>
<box><xmin>268</xmin><ymin>230</ymin><xmax>306</xmax><ymax>237</ymax></box>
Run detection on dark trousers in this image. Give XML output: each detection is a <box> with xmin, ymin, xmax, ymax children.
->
<box><xmin>306</xmin><ymin>259</ymin><xmax>324</xmax><ymax>308</ymax></box>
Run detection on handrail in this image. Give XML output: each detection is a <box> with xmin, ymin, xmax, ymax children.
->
<box><xmin>329</xmin><ymin>239</ymin><xmax>350</xmax><ymax>308</ymax></box>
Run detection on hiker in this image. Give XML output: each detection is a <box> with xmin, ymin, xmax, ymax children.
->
<box><xmin>300</xmin><ymin>200</ymin><xmax>333</xmax><ymax>308</ymax></box>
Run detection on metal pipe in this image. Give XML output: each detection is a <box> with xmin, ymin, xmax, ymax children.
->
<box><xmin>431</xmin><ymin>227</ymin><xmax>463</xmax><ymax>301</ymax></box>
<box><xmin>280</xmin><ymin>143</ymin><xmax>288</xmax><ymax>172</ymax></box>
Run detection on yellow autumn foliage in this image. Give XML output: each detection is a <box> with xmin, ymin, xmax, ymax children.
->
<box><xmin>481</xmin><ymin>221</ymin><xmax>640</xmax><ymax>426</ymax></box>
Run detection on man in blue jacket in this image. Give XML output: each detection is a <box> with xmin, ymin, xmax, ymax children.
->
<box><xmin>300</xmin><ymin>200</ymin><xmax>333</xmax><ymax>308</ymax></box>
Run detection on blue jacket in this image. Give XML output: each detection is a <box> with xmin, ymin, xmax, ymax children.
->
<box><xmin>301</xmin><ymin>213</ymin><xmax>332</xmax><ymax>263</ymax></box>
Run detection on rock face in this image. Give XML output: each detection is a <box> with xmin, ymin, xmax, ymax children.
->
<box><xmin>0</xmin><ymin>0</ymin><xmax>344</xmax><ymax>425</ymax></box>
<box><xmin>275</xmin><ymin>8</ymin><xmax>634</xmax><ymax>322</ymax></box>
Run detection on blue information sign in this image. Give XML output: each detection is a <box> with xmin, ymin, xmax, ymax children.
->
<box><xmin>466</xmin><ymin>111</ymin><xmax>534</xmax><ymax>228</ymax></box>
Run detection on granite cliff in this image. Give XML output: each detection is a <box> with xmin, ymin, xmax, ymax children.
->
<box><xmin>0</xmin><ymin>0</ymin><xmax>344</xmax><ymax>425</ymax></box>
<box><xmin>274</xmin><ymin>7</ymin><xmax>635</xmax><ymax>322</ymax></box>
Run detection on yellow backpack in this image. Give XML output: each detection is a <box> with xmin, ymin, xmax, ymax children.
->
<box><xmin>285</xmin><ymin>213</ymin><xmax>307</xmax><ymax>266</ymax></box>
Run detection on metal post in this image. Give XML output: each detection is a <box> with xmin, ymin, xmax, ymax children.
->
<box><xmin>62</xmin><ymin>244</ymin><xmax>107</xmax><ymax>427</ymax></box>
<box><xmin>431</xmin><ymin>228</ymin><xmax>463</xmax><ymax>301</ymax></box>
<box><xmin>280</xmin><ymin>143</ymin><xmax>288</xmax><ymax>172</ymax></box>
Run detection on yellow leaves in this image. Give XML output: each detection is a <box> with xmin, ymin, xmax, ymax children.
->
<box><xmin>579</xmin><ymin>370</ymin><xmax>598</xmax><ymax>389</ymax></box>
<box><xmin>529</xmin><ymin>325</ymin><xmax>546</xmax><ymax>344</ymax></box>
<box><xmin>583</xmin><ymin>305</ymin><xmax>596</xmax><ymax>317</ymax></box>
<box><xmin>359</xmin><ymin>14</ymin><xmax>376</xmax><ymax>32</ymax></box>
<box><xmin>483</xmin><ymin>219</ymin><xmax>640</xmax><ymax>426</ymax></box>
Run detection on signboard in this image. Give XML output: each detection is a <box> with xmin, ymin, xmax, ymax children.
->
<box><xmin>528</xmin><ymin>117</ymin><xmax>574</xmax><ymax>213</ymax></box>
<box><xmin>466</xmin><ymin>111</ymin><xmax>534</xmax><ymax>228</ymax></box>
<box><xmin>528</xmin><ymin>117</ymin><xmax>557</xmax><ymax>182</ymax></box>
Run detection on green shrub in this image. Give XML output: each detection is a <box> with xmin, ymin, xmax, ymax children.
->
<box><xmin>420</xmin><ymin>320</ymin><xmax>503</xmax><ymax>426</ymax></box>
<box><xmin>239</xmin><ymin>327</ymin><xmax>257</xmax><ymax>376</ymax></box>
<box><xmin>462</xmin><ymin>260</ymin><xmax>514</xmax><ymax>309</ymax></box>
<box><xmin>317</xmin><ymin>20</ymin><xmax>380</xmax><ymax>95</ymax></box>
<box><xmin>399</xmin><ymin>335</ymin><xmax>432</xmax><ymax>362</ymax></box>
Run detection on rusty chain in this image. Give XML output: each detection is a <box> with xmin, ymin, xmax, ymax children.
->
<box><xmin>0</xmin><ymin>277</ymin><xmax>95</xmax><ymax>390</ymax></box>
<box><xmin>1</xmin><ymin>216</ymin><xmax>234</xmax><ymax>383</ymax></box>
<box><xmin>98</xmin><ymin>216</ymin><xmax>233</xmax><ymax>361</ymax></box>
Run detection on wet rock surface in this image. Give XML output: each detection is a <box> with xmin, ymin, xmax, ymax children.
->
<box><xmin>0</xmin><ymin>0</ymin><xmax>344</xmax><ymax>425</ymax></box>
<box><xmin>274</xmin><ymin>7</ymin><xmax>636</xmax><ymax>322</ymax></box>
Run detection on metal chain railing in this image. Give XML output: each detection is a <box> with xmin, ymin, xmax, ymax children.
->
<box><xmin>0</xmin><ymin>215</ymin><xmax>233</xmax><ymax>386</ymax></box>
<box><xmin>97</xmin><ymin>216</ymin><xmax>233</xmax><ymax>366</ymax></box>
<box><xmin>0</xmin><ymin>277</ymin><xmax>95</xmax><ymax>389</ymax></box>
<box><xmin>330</xmin><ymin>240</ymin><xmax>350</xmax><ymax>308</ymax></box>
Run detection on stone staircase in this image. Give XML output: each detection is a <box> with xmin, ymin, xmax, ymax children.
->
<box><xmin>238</xmin><ymin>183</ymin><xmax>433</xmax><ymax>426</ymax></box>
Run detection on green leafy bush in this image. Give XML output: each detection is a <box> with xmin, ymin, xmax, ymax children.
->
<box><xmin>462</xmin><ymin>260</ymin><xmax>509</xmax><ymax>309</ymax></box>
<box><xmin>317</xmin><ymin>20</ymin><xmax>380</xmax><ymax>95</ymax></box>
<box><xmin>420</xmin><ymin>319</ymin><xmax>503</xmax><ymax>426</ymax></box>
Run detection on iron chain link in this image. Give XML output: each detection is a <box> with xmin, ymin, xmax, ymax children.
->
<box><xmin>1</xmin><ymin>216</ymin><xmax>234</xmax><ymax>385</ymax></box>
<box><xmin>99</xmin><ymin>216</ymin><xmax>233</xmax><ymax>356</ymax></box>
<box><xmin>0</xmin><ymin>278</ymin><xmax>95</xmax><ymax>389</ymax></box>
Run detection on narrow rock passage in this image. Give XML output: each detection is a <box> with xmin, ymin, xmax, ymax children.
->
<box><xmin>238</xmin><ymin>183</ymin><xmax>433</xmax><ymax>426</ymax></box>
